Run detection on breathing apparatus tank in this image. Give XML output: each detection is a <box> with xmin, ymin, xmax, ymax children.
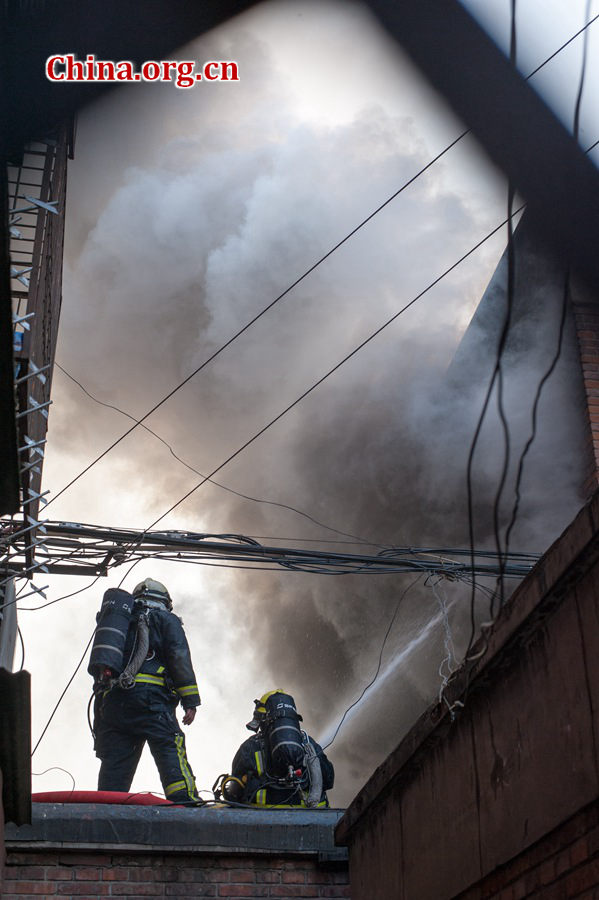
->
<box><xmin>262</xmin><ymin>692</ymin><xmax>305</xmax><ymax>775</ymax></box>
<box><xmin>88</xmin><ymin>588</ymin><xmax>134</xmax><ymax>679</ymax></box>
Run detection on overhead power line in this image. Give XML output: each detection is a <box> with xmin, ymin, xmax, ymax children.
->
<box><xmin>525</xmin><ymin>10</ymin><xmax>599</xmax><ymax>78</ymax></box>
<box><xmin>45</xmin><ymin>130</ymin><xmax>468</xmax><ymax>510</ymax></box>
<box><xmin>133</xmin><ymin>204</ymin><xmax>525</xmax><ymax>540</ymax></box>
<box><xmin>43</xmin><ymin>14</ymin><xmax>599</xmax><ymax>512</ymax></box>
<box><xmin>321</xmin><ymin>573</ymin><xmax>423</xmax><ymax>751</ymax></box>
<box><xmin>54</xmin><ymin>363</ymin><xmax>387</xmax><ymax>550</ymax></box>
<box><xmin>1</xmin><ymin>520</ymin><xmax>540</xmax><ymax>586</ymax></box>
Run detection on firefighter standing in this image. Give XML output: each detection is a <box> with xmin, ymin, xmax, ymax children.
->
<box><xmin>226</xmin><ymin>690</ymin><xmax>334</xmax><ymax>807</ymax></box>
<box><xmin>90</xmin><ymin>578</ymin><xmax>200</xmax><ymax>804</ymax></box>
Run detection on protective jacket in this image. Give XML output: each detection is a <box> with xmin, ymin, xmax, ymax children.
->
<box><xmin>231</xmin><ymin>733</ymin><xmax>334</xmax><ymax>807</ymax></box>
<box><xmin>119</xmin><ymin>600</ymin><xmax>201</xmax><ymax>709</ymax></box>
<box><xmin>93</xmin><ymin>594</ymin><xmax>200</xmax><ymax>803</ymax></box>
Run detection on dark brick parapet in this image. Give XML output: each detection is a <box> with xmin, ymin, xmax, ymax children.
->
<box><xmin>4</xmin><ymin>805</ymin><xmax>349</xmax><ymax>899</ymax></box>
<box><xmin>335</xmin><ymin>489</ymin><xmax>599</xmax><ymax>899</ymax></box>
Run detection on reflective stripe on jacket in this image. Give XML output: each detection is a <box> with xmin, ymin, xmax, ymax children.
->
<box><xmin>123</xmin><ymin>604</ymin><xmax>200</xmax><ymax>708</ymax></box>
<box><xmin>231</xmin><ymin>733</ymin><xmax>334</xmax><ymax>807</ymax></box>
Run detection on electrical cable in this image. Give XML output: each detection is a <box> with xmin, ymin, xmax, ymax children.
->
<box><xmin>510</xmin><ymin>0</ymin><xmax>518</xmax><ymax>68</ymax></box>
<box><xmin>488</xmin><ymin>179</ymin><xmax>516</xmax><ymax>619</ymax></box>
<box><xmin>466</xmin><ymin>0</ymin><xmax>522</xmax><ymax>637</ymax></box>
<box><xmin>525</xmin><ymin>11</ymin><xmax>599</xmax><ymax>79</ymax></box>
<box><xmin>16</xmin><ymin>574</ymin><xmax>103</xmax><ymax>612</ymax></box>
<box><xmin>86</xmin><ymin>691</ymin><xmax>95</xmax><ymax>738</ymax></box>
<box><xmin>56</xmin><ymin>355</ymin><xmax>563</xmax><ymax>564</ymax></box>
<box><xmin>573</xmin><ymin>0</ymin><xmax>593</xmax><ymax>142</ymax></box>
<box><xmin>503</xmin><ymin>0</ymin><xmax>593</xmax><ymax>567</ymax></box>
<box><xmin>126</xmin><ymin>204</ymin><xmax>526</xmax><ymax>552</ymax></box>
<box><xmin>16</xmin><ymin>623</ymin><xmax>25</xmax><ymax>671</ymax></box>
<box><xmin>32</xmin><ymin>766</ymin><xmax>76</xmax><ymax>793</ymax></box>
<box><xmin>489</xmin><ymin>2</ymin><xmax>519</xmax><ymax>619</ymax></box>
<box><xmin>116</xmin><ymin>557</ymin><xmax>146</xmax><ymax>589</ymax></box>
<box><xmin>0</xmin><ymin>516</ymin><xmax>542</xmax><ymax>584</ymax></box>
<box><xmin>45</xmin><ymin>131</ymin><xmax>469</xmax><ymax>512</ymax></box>
<box><xmin>239</xmin><ymin>534</ymin><xmax>384</xmax><ymax>547</ymax></box>
<box><xmin>42</xmin><ymin>15</ymin><xmax>599</xmax><ymax>514</ymax></box>
<box><xmin>503</xmin><ymin>271</ymin><xmax>570</xmax><ymax>564</ymax></box>
<box><xmin>30</xmin><ymin>559</ymin><xmax>153</xmax><ymax>756</ymax></box>
<box><xmin>54</xmin><ymin>363</ymin><xmax>387</xmax><ymax>550</ymax></box>
<box><xmin>320</xmin><ymin>573</ymin><xmax>423</xmax><ymax>752</ymax></box>
<box><xmin>31</xmin><ymin>627</ymin><xmax>97</xmax><ymax>757</ymax></box>
<box><xmin>16</xmin><ymin>579</ymin><xmax>31</xmax><ymax>597</ymax></box>
<box><xmin>0</xmin><ymin>528</ymin><xmax>114</xmax><ymax>598</ymax></box>
<box><xmin>13</xmin><ymin>553</ymin><xmax>155</xmax><ymax>614</ymax></box>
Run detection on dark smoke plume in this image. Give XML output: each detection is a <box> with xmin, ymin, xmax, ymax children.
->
<box><xmin>43</xmin><ymin>13</ymin><xmax>587</xmax><ymax>805</ymax></box>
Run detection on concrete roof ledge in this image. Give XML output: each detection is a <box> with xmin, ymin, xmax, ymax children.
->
<box><xmin>5</xmin><ymin>803</ymin><xmax>348</xmax><ymax>860</ymax></box>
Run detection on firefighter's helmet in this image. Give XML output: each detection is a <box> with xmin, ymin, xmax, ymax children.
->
<box><xmin>133</xmin><ymin>577</ymin><xmax>173</xmax><ymax>610</ymax></box>
<box><xmin>246</xmin><ymin>689</ymin><xmax>286</xmax><ymax>731</ymax></box>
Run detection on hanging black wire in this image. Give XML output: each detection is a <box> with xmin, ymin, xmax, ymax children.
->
<box><xmin>42</xmin><ymin>15</ymin><xmax>599</xmax><ymax>516</ymax></box>
<box><xmin>503</xmin><ymin>0</ymin><xmax>593</xmax><ymax>572</ymax></box>
<box><xmin>321</xmin><ymin>574</ymin><xmax>423</xmax><ymax>751</ymax></box>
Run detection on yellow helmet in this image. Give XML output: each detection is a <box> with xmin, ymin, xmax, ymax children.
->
<box><xmin>246</xmin><ymin>689</ymin><xmax>286</xmax><ymax>731</ymax></box>
<box><xmin>256</xmin><ymin>689</ymin><xmax>286</xmax><ymax>714</ymax></box>
<box><xmin>133</xmin><ymin>577</ymin><xmax>172</xmax><ymax>609</ymax></box>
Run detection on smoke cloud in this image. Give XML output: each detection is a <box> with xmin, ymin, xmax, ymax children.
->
<box><xmin>35</xmin><ymin>4</ymin><xmax>587</xmax><ymax>806</ymax></box>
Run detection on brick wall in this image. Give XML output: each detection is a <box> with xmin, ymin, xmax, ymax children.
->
<box><xmin>336</xmin><ymin>491</ymin><xmax>599</xmax><ymax>899</ymax></box>
<box><xmin>571</xmin><ymin>290</ymin><xmax>599</xmax><ymax>498</ymax></box>
<box><xmin>455</xmin><ymin>799</ymin><xmax>599</xmax><ymax>900</ymax></box>
<box><xmin>3</xmin><ymin>849</ymin><xmax>349</xmax><ymax>899</ymax></box>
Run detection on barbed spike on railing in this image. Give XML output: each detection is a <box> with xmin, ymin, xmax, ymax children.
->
<box><xmin>12</xmin><ymin>196</ymin><xmax>59</xmax><ymax>216</ymax></box>
<box><xmin>15</xmin><ymin>584</ymin><xmax>49</xmax><ymax>602</ymax></box>
<box><xmin>18</xmin><ymin>436</ymin><xmax>46</xmax><ymax>456</ymax></box>
<box><xmin>22</xmin><ymin>488</ymin><xmax>50</xmax><ymax>507</ymax></box>
<box><xmin>16</xmin><ymin>397</ymin><xmax>52</xmax><ymax>419</ymax></box>
<box><xmin>25</xmin><ymin>516</ymin><xmax>47</xmax><ymax>530</ymax></box>
<box><xmin>12</xmin><ymin>312</ymin><xmax>35</xmax><ymax>330</ymax></box>
<box><xmin>11</xmin><ymin>560</ymin><xmax>51</xmax><ymax>578</ymax></box>
<box><xmin>10</xmin><ymin>266</ymin><xmax>32</xmax><ymax>288</ymax></box>
<box><xmin>15</xmin><ymin>362</ymin><xmax>50</xmax><ymax>386</ymax></box>
<box><xmin>23</xmin><ymin>195</ymin><xmax>59</xmax><ymax>214</ymax></box>
<box><xmin>19</xmin><ymin>461</ymin><xmax>41</xmax><ymax>475</ymax></box>
<box><xmin>28</xmin><ymin>543</ymin><xmax>49</xmax><ymax>555</ymax></box>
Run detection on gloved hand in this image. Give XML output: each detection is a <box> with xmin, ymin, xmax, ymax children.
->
<box><xmin>182</xmin><ymin>707</ymin><xmax>196</xmax><ymax>725</ymax></box>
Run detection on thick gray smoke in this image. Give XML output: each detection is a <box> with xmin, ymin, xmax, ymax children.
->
<box><xmin>46</xmin><ymin>10</ymin><xmax>587</xmax><ymax>805</ymax></box>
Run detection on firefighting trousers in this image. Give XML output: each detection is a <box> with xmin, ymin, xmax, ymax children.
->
<box><xmin>94</xmin><ymin>687</ymin><xmax>198</xmax><ymax>803</ymax></box>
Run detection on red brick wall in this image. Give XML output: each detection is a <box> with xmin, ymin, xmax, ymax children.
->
<box><xmin>337</xmin><ymin>493</ymin><xmax>599</xmax><ymax>900</ymax></box>
<box><xmin>571</xmin><ymin>293</ymin><xmax>599</xmax><ymax>498</ymax></box>
<box><xmin>455</xmin><ymin>799</ymin><xmax>599</xmax><ymax>900</ymax></box>
<box><xmin>3</xmin><ymin>849</ymin><xmax>350</xmax><ymax>899</ymax></box>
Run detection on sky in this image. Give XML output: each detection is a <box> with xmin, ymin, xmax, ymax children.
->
<box><xmin>12</xmin><ymin>0</ymin><xmax>599</xmax><ymax>808</ymax></box>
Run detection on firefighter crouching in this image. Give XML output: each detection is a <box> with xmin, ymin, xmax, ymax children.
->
<box><xmin>89</xmin><ymin>578</ymin><xmax>201</xmax><ymax>804</ymax></box>
<box><xmin>221</xmin><ymin>690</ymin><xmax>334</xmax><ymax>807</ymax></box>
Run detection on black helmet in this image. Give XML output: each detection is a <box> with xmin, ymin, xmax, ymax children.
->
<box><xmin>245</xmin><ymin>689</ymin><xmax>303</xmax><ymax>731</ymax></box>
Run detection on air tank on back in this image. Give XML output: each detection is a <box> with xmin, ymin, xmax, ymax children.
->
<box><xmin>88</xmin><ymin>587</ymin><xmax>134</xmax><ymax>679</ymax></box>
<box><xmin>263</xmin><ymin>692</ymin><xmax>305</xmax><ymax>774</ymax></box>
